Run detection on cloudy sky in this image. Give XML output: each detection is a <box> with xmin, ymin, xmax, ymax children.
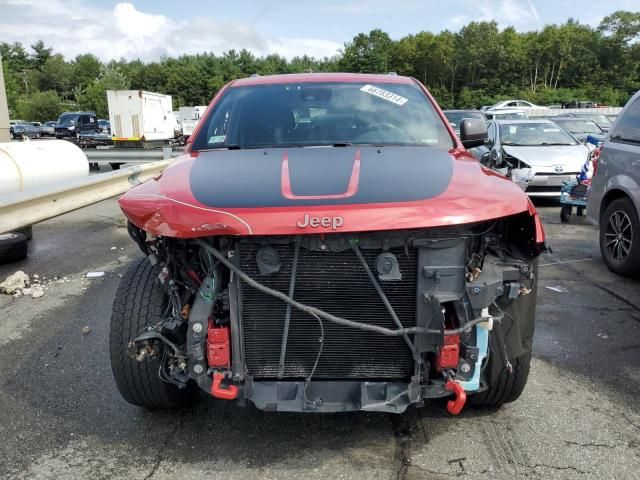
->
<box><xmin>1</xmin><ymin>0</ymin><xmax>637</xmax><ymax>61</ymax></box>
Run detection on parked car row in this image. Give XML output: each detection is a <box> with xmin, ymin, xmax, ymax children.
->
<box><xmin>443</xmin><ymin>106</ymin><xmax>619</xmax><ymax>199</ymax></box>
<box><xmin>8</xmin><ymin>120</ymin><xmax>40</xmax><ymax>139</ymax></box>
<box><xmin>447</xmin><ymin>92</ymin><xmax>640</xmax><ymax>279</ymax></box>
<box><xmin>8</xmin><ymin>114</ymin><xmax>111</xmax><ymax>141</ymax></box>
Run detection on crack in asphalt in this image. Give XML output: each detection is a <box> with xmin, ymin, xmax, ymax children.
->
<box><xmin>417</xmin><ymin>408</ymin><xmax>429</xmax><ymax>445</ymax></box>
<box><xmin>516</xmin><ymin>461</ymin><xmax>590</xmax><ymax>475</ymax></box>
<box><xmin>389</xmin><ymin>414</ymin><xmax>412</xmax><ymax>480</ymax></box>
<box><xmin>447</xmin><ymin>457</ymin><xmax>467</xmax><ymax>473</ymax></box>
<box><xmin>143</xmin><ymin>419</ymin><xmax>183</xmax><ymax>480</ymax></box>
<box><xmin>408</xmin><ymin>463</ymin><xmax>489</xmax><ymax>478</ymax></box>
<box><xmin>621</xmin><ymin>413</ymin><xmax>640</xmax><ymax>433</ymax></box>
<box><xmin>564</xmin><ymin>440</ymin><xmax>617</xmax><ymax>449</ymax></box>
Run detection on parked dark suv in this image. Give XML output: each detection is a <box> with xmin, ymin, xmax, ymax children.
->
<box><xmin>55</xmin><ymin>112</ymin><xmax>99</xmax><ymax>139</ymax></box>
<box><xmin>587</xmin><ymin>90</ymin><xmax>640</xmax><ymax>275</ymax></box>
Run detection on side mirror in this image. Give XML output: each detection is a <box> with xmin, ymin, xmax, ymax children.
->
<box><xmin>460</xmin><ymin>118</ymin><xmax>488</xmax><ymax>148</ymax></box>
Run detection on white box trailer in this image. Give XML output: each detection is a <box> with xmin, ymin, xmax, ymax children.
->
<box><xmin>178</xmin><ymin>105</ymin><xmax>208</xmax><ymax>137</ymax></box>
<box><xmin>107</xmin><ymin>90</ymin><xmax>175</xmax><ymax>144</ymax></box>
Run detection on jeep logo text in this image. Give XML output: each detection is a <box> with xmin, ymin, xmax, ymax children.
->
<box><xmin>296</xmin><ymin>214</ymin><xmax>344</xmax><ymax>230</ymax></box>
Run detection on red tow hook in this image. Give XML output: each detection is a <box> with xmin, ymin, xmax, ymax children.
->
<box><xmin>444</xmin><ymin>379</ymin><xmax>467</xmax><ymax>415</ymax></box>
<box><xmin>211</xmin><ymin>372</ymin><xmax>239</xmax><ymax>400</ymax></box>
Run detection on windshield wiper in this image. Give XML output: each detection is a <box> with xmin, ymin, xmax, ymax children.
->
<box><xmin>540</xmin><ymin>142</ymin><xmax>574</xmax><ymax>146</ymax></box>
<box><xmin>225</xmin><ymin>144</ymin><xmax>242</xmax><ymax>150</ymax></box>
<box><xmin>332</xmin><ymin>142</ymin><xmax>353</xmax><ymax>147</ymax></box>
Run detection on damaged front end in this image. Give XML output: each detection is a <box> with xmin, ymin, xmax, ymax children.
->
<box><xmin>125</xmin><ymin>211</ymin><xmax>542</xmax><ymax>414</ymax></box>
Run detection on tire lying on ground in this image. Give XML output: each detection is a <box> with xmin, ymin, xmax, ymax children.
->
<box><xmin>600</xmin><ymin>197</ymin><xmax>640</xmax><ymax>277</ymax></box>
<box><xmin>0</xmin><ymin>232</ymin><xmax>28</xmax><ymax>265</ymax></box>
<box><xmin>110</xmin><ymin>257</ymin><xmax>197</xmax><ymax>408</ymax></box>
<box><xmin>14</xmin><ymin>226</ymin><xmax>33</xmax><ymax>241</ymax></box>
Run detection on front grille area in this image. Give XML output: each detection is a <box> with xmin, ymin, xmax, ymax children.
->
<box><xmin>238</xmin><ymin>242</ymin><xmax>417</xmax><ymax>379</ymax></box>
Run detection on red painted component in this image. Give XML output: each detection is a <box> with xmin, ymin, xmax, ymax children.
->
<box><xmin>591</xmin><ymin>147</ymin><xmax>601</xmax><ymax>177</ymax></box>
<box><xmin>527</xmin><ymin>198</ymin><xmax>546</xmax><ymax>244</ymax></box>
<box><xmin>233</xmin><ymin>72</ymin><xmax>416</xmax><ymax>88</ymax></box>
<box><xmin>210</xmin><ymin>371</ymin><xmax>238</xmax><ymax>400</ymax></box>
<box><xmin>120</xmin><ymin>73</ymin><xmax>537</xmax><ymax>238</ymax></box>
<box><xmin>119</xmin><ymin>151</ymin><xmax>532</xmax><ymax>238</ymax></box>
<box><xmin>207</xmin><ymin>323</ymin><xmax>231</xmax><ymax>369</ymax></box>
<box><xmin>435</xmin><ymin>334</ymin><xmax>460</xmax><ymax>371</ymax></box>
<box><xmin>281</xmin><ymin>150</ymin><xmax>361</xmax><ymax>200</ymax></box>
<box><xmin>186</xmin><ymin>269</ymin><xmax>201</xmax><ymax>285</ymax></box>
<box><xmin>444</xmin><ymin>379</ymin><xmax>467</xmax><ymax>415</ymax></box>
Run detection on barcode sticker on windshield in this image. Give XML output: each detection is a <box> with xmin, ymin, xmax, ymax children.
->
<box><xmin>360</xmin><ymin>85</ymin><xmax>408</xmax><ymax>106</ymax></box>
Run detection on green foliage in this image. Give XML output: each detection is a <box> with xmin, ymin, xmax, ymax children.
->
<box><xmin>339</xmin><ymin>29</ymin><xmax>393</xmax><ymax>73</ymax></box>
<box><xmin>72</xmin><ymin>54</ymin><xmax>102</xmax><ymax>89</ymax></box>
<box><xmin>75</xmin><ymin>65</ymin><xmax>130</xmax><ymax>117</ymax></box>
<box><xmin>14</xmin><ymin>90</ymin><xmax>64</xmax><ymax>122</ymax></box>
<box><xmin>39</xmin><ymin>54</ymin><xmax>73</xmax><ymax>98</ymax></box>
<box><xmin>2</xmin><ymin>11</ymin><xmax>639</xmax><ymax>121</ymax></box>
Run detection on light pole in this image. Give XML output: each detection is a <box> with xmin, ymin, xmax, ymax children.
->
<box><xmin>0</xmin><ymin>52</ymin><xmax>10</xmax><ymax>142</ymax></box>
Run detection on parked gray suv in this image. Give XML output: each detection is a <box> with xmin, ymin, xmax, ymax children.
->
<box><xmin>587</xmin><ymin>91</ymin><xmax>640</xmax><ymax>275</ymax></box>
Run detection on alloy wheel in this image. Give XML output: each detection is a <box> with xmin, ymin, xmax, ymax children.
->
<box><xmin>605</xmin><ymin>210</ymin><xmax>633</xmax><ymax>263</ymax></box>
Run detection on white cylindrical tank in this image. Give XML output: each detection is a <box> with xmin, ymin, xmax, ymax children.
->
<box><xmin>0</xmin><ymin>140</ymin><xmax>89</xmax><ymax>195</ymax></box>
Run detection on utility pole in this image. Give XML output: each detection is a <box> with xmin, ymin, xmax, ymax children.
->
<box><xmin>0</xmin><ymin>52</ymin><xmax>10</xmax><ymax>142</ymax></box>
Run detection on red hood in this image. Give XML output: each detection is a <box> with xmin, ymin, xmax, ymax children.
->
<box><xmin>119</xmin><ymin>148</ymin><xmax>532</xmax><ymax>238</ymax></box>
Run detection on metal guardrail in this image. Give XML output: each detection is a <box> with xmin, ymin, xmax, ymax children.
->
<box><xmin>85</xmin><ymin>147</ymin><xmax>183</xmax><ymax>164</ymax></box>
<box><xmin>0</xmin><ymin>160</ymin><xmax>170</xmax><ymax>234</ymax></box>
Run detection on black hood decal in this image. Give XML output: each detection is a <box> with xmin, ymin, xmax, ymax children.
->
<box><xmin>189</xmin><ymin>146</ymin><xmax>453</xmax><ymax>208</ymax></box>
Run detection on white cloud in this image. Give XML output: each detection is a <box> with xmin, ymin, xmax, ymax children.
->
<box><xmin>446</xmin><ymin>0</ymin><xmax>542</xmax><ymax>30</ymax></box>
<box><xmin>0</xmin><ymin>1</ymin><xmax>341</xmax><ymax>61</ymax></box>
<box><xmin>113</xmin><ymin>2</ymin><xmax>170</xmax><ymax>40</ymax></box>
<box><xmin>526</xmin><ymin>0</ymin><xmax>541</xmax><ymax>22</ymax></box>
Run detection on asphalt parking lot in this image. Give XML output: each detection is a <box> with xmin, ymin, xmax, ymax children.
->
<box><xmin>0</xmin><ymin>198</ymin><xmax>639</xmax><ymax>480</ymax></box>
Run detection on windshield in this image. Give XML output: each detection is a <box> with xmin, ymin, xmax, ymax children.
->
<box><xmin>589</xmin><ymin>114</ymin><xmax>612</xmax><ymax>126</ymax></box>
<box><xmin>58</xmin><ymin>114</ymin><xmax>79</xmax><ymax>125</ymax></box>
<box><xmin>444</xmin><ymin>111</ymin><xmax>485</xmax><ymax>129</ymax></box>
<box><xmin>553</xmin><ymin>119</ymin><xmax>602</xmax><ymax>134</ymax></box>
<box><xmin>500</xmin><ymin>123</ymin><xmax>579</xmax><ymax>146</ymax></box>
<box><xmin>191</xmin><ymin>82</ymin><xmax>453</xmax><ymax>151</ymax></box>
<box><xmin>44</xmin><ymin>121</ymin><xmax>57</xmax><ymax>126</ymax></box>
<box><xmin>492</xmin><ymin>112</ymin><xmax>527</xmax><ymax>120</ymax></box>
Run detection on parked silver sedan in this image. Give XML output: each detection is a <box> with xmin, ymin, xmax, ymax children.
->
<box><xmin>587</xmin><ymin>90</ymin><xmax>640</xmax><ymax>276</ymax></box>
<box><xmin>471</xmin><ymin>119</ymin><xmax>590</xmax><ymax>197</ymax></box>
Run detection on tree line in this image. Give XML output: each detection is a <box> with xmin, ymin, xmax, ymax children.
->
<box><xmin>2</xmin><ymin>10</ymin><xmax>639</xmax><ymax>121</ymax></box>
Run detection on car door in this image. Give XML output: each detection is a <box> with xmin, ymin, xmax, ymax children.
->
<box><xmin>86</xmin><ymin>114</ymin><xmax>98</xmax><ymax>132</ymax></box>
<box><xmin>588</xmin><ymin>93</ymin><xmax>640</xmax><ymax>222</ymax></box>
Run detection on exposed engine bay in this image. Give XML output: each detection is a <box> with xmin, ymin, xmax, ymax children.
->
<box><xmin>125</xmin><ymin>212</ymin><xmax>539</xmax><ymax>414</ymax></box>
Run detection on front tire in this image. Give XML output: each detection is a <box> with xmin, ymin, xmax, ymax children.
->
<box><xmin>469</xmin><ymin>351</ymin><xmax>532</xmax><ymax>406</ymax></box>
<box><xmin>110</xmin><ymin>257</ymin><xmax>197</xmax><ymax>408</ymax></box>
<box><xmin>600</xmin><ymin>197</ymin><xmax>640</xmax><ymax>276</ymax></box>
